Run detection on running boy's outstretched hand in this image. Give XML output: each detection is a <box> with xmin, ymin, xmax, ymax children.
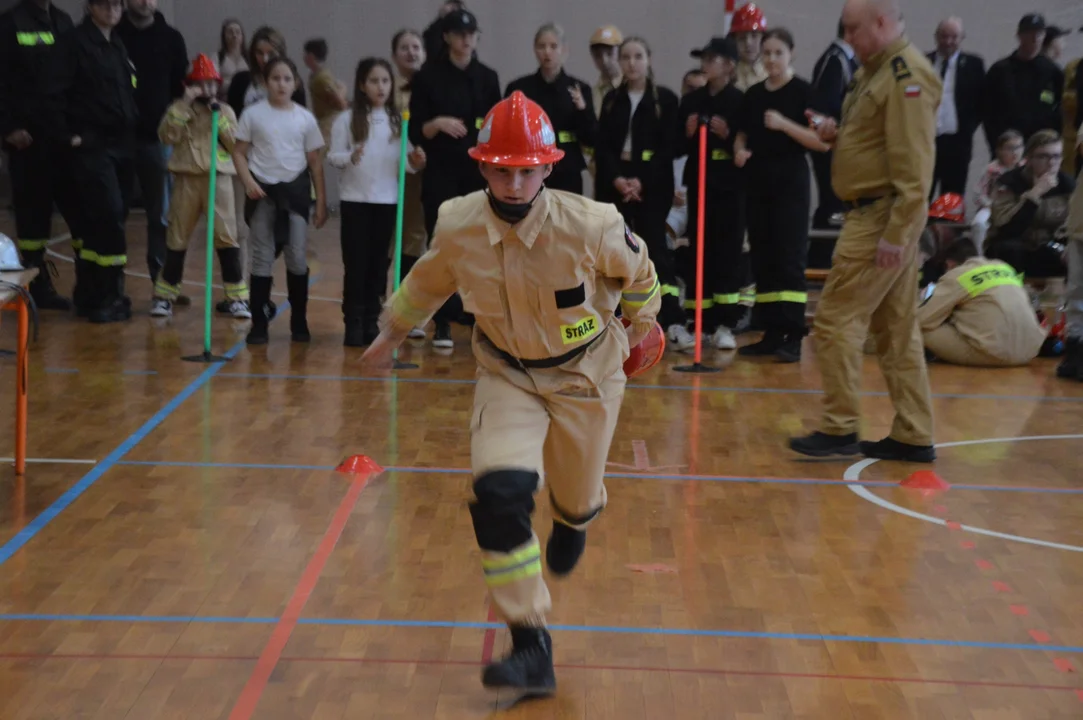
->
<box><xmin>359</xmin><ymin>331</ymin><xmax>400</xmax><ymax>374</ymax></box>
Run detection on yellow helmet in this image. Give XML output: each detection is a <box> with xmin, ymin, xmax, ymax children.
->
<box><xmin>589</xmin><ymin>25</ymin><xmax>623</xmax><ymax>47</ymax></box>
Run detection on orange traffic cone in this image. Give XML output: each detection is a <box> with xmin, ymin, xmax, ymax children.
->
<box><xmin>336</xmin><ymin>455</ymin><xmax>383</xmax><ymax>476</ymax></box>
<box><xmin>899</xmin><ymin>470</ymin><xmax>949</xmax><ymax>491</ymax></box>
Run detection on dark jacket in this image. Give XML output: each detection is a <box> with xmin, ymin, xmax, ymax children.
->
<box><xmin>676</xmin><ymin>83</ymin><xmax>744</xmax><ymax>192</ymax></box>
<box><xmin>926</xmin><ymin>50</ymin><xmax>986</xmax><ymax>139</ymax></box>
<box><xmin>0</xmin><ymin>0</ymin><xmax>75</xmax><ymax>140</ymax></box>
<box><xmin>988</xmin><ymin>165</ymin><xmax>1075</xmax><ymax>249</ymax></box>
<box><xmin>504</xmin><ymin>69</ymin><xmax>595</xmax><ymax>179</ymax></box>
<box><xmin>116</xmin><ymin>11</ymin><xmax>187</xmax><ymax>143</ymax></box>
<box><xmin>595</xmin><ymin>81</ymin><xmax>680</xmax><ymax>208</ymax></box>
<box><xmin>810</xmin><ymin>40</ymin><xmax>858</xmax><ymax>120</ymax></box>
<box><xmin>40</xmin><ymin>16</ymin><xmax>139</xmax><ymax>150</ymax></box>
<box><xmin>983</xmin><ymin>52</ymin><xmax>1064</xmax><ymax>151</ymax></box>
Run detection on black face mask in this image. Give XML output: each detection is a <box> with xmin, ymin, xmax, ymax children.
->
<box><xmin>487</xmin><ymin>187</ymin><xmax>543</xmax><ymax>224</ymax></box>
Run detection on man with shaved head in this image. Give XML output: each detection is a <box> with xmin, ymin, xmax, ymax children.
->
<box><xmin>790</xmin><ymin>0</ymin><xmax>941</xmax><ymax>464</ymax></box>
<box><xmin>927</xmin><ymin>16</ymin><xmax>985</xmax><ymax>197</ymax></box>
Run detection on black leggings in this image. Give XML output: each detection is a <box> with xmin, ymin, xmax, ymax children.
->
<box><xmin>340</xmin><ymin>201</ymin><xmax>396</xmax><ymax>324</ymax></box>
<box><xmin>683</xmin><ymin>184</ymin><xmax>746</xmax><ymax>331</ymax></box>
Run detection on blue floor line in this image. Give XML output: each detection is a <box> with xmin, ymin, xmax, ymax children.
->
<box><xmin>211</xmin><ymin>371</ymin><xmax>1083</xmax><ymax>403</ymax></box>
<box><xmin>1</xmin><ymin>613</ymin><xmax>1079</xmax><ymax>654</ymax></box>
<box><xmin>108</xmin><ymin>460</ymin><xmax>1082</xmax><ymax>494</ymax></box>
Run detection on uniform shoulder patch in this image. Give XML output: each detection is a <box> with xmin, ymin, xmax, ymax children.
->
<box><xmin>891</xmin><ymin>56</ymin><xmax>912</xmax><ymax>81</ymax></box>
<box><xmin>624</xmin><ymin>225</ymin><xmax>641</xmax><ymax>253</ymax></box>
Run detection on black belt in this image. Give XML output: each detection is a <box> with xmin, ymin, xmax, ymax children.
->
<box><xmin>486</xmin><ymin>333</ymin><xmax>598</xmax><ymax>370</ymax></box>
<box><xmin>845</xmin><ymin>196</ymin><xmax>887</xmax><ymax>210</ymax></box>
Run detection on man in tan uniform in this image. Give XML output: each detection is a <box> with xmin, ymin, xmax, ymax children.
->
<box><xmin>918</xmin><ymin>239</ymin><xmax>1046</xmax><ymax>366</ymax></box>
<box><xmin>791</xmin><ymin>0</ymin><xmax>941</xmax><ymax>464</ymax></box>
<box><xmin>362</xmin><ymin>91</ymin><xmax>661</xmax><ymax>695</ymax></box>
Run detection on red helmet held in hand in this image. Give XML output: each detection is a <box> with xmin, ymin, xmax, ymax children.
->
<box><xmin>468</xmin><ymin>91</ymin><xmax>565</xmax><ymax>167</ymax></box>
<box><xmin>622</xmin><ymin>317</ymin><xmax>666</xmax><ymax>378</ymax></box>
<box><xmin>928</xmin><ymin>193</ymin><xmax>965</xmax><ymax>223</ymax></box>
<box><xmin>187</xmin><ymin>54</ymin><xmax>222</xmax><ymax>84</ymax></box>
<box><xmin>730</xmin><ymin>3</ymin><xmax>767</xmax><ymax>34</ymax></box>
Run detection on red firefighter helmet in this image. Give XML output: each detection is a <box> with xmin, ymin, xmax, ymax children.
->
<box><xmin>730</xmin><ymin>3</ymin><xmax>767</xmax><ymax>34</ymax></box>
<box><xmin>468</xmin><ymin>91</ymin><xmax>565</xmax><ymax>166</ymax></box>
<box><xmin>622</xmin><ymin>317</ymin><xmax>666</xmax><ymax>378</ymax></box>
<box><xmin>929</xmin><ymin>193</ymin><xmax>965</xmax><ymax>222</ymax></box>
<box><xmin>187</xmin><ymin>54</ymin><xmax>222</xmax><ymax>84</ymax></box>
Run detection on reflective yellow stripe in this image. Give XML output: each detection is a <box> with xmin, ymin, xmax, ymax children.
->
<box><xmin>166</xmin><ymin>109</ymin><xmax>189</xmax><ymax>125</ymax></box>
<box><xmin>957</xmin><ymin>264</ymin><xmax>1022</xmax><ymax>297</ymax></box>
<box><xmin>481</xmin><ymin>543</ymin><xmax>542</xmax><ymax>588</ymax></box>
<box><xmin>79</xmin><ymin>249</ymin><xmax>127</xmax><ymax>267</ymax></box>
<box><xmin>683</xmin><ymin>298</ymin><xmax>715</xmax><ymax>310</ymax></box>
<box><xmin>131</xmin><ymin>74</ymin><xmax>137</xmax><ymax>88</ymax></box>
<box><xmin>16</xmin><ymin>239</ymin><xmax>48</xmax><ymax>251</ymax></box>
<box><xmin>217</xmin><ymin>148</ymin><xmax>231</xmax><ymax>162</ymax></box>
<box><xmin>223</xmin><ymin>282</ymin><xmax>249</xmax><ymax>300</ymax></box>
<box><xmin>557</xmin><ymin>131</ymin><xmax>577</xmax><ymax>143</ymax></box>
<box><xmin>621</xmin><ymin>279</ymin><xmax>659</xmax><ymax>307</ymax></box>
<box><xmin>641</xmin><ymin>150</ymin><xmax>654</xmax><ymax>161</ymax></box>
<box><xmin>755</xmin><ymin>291</ymin><xmax>808</xmax><ymax>303</ymax></box>
<box><xmin>475</xmin><ymin>117</ymin><xmax>484</xmax><ymax>129</ymax></box>
<box><xmin>660</xmin><ymin>284</ymin><xmax>680</xmax><ymax>298</ymax></box>
<box><xmin>712</xmin><ymin>293</ymin><xmax>741</xmax><ymax>305</ymax></box>
<box><xmin>1040</xmin><ymin>90</ymin><xmax>1054</xmax><ymax>104</ymax></box>
<box><xmin>560</xmin><ymin>315</ymin><xmax>600</xmax><ymax>345</ymax></box>
<box><xmin>70</xmin><ymin>238</ymin><xmax>84</xmax><ymax>250</ymax></box>
<box><xmin>710</xmin><ymin>149</ymin><xmax>731</xmax><ymax>161</ymax></box>
<box><xmin>16</xmin><ymin>31</ymin><xmax>54</xmax><ymax>46</ymax></box>
<box><xmin>154</xmin><ymin>279</ymin><xmax>180</xmax><ymax>299</ymax></box>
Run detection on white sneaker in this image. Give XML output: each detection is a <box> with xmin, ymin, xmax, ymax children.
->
<box><xmin>149</xmin><ymin>298</ymin><xmax>172</xmax><ymax>317</ymax></box>
<box><xmin>712</xmin><ymin>326</ymin><xmax>736</xmax><ymax>350</ymax></box>
<box><xmin>407</xmin><ymin>327</ymin><xmax>426</xmax><ymax>339</ymax></box>
<box><xmin>227</xmin><ymin>299</ymin><xmax>252</xmax><ymax>319</ymax></box>
<box><xmin>667</xmin><ymin>324</ymin><xmax>696</xmax><ymax>352</ymax></box>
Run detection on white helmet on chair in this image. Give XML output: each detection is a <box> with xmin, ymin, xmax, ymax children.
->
<box><xmin>0</xmin><ymin>234</ymin><xmax>25</xmax><ymax>272</ymax></box>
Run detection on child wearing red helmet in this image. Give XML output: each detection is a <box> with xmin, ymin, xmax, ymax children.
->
<box><xmin>362</xmin><ymin>90</ymin><xmax>663</xmax><ymax>697</ymax></box>
<box><xmin>152</xmin><ymin>53</ymin><xmax>249</xmax><ymax>319</ymax></box>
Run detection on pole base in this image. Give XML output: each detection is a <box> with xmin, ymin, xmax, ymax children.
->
<box><xmin>393</xmin><ymin>359</ymin><xmax>419</xmax><ymax>370</ymax></box>
<box><xmin>182</xmin><ymin>351</ymin><xmax>232</xmax><ymax>363</ymax></box>
<box><xmin>673</xmin><ymin>362</ymin><xmax>721</xmax><ymax>374</ymax></box>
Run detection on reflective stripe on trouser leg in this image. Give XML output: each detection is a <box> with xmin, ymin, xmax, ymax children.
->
<box><xmin>470</xmin><ymin>369</ymin><xmax>551</xmax><ymax>627</ymax></box>
<box><xmin>542</xmin><ymin>371</ymin><xmax>624</xmax><ymax>531</ymax></box>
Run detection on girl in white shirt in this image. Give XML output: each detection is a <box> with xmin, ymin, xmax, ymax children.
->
<box><xmin>329</xmin><ymin>58</ymin><xmax>426</xmax><ymax>347</ymax></box>
<box><xmin>233</xmin><ymin>57</ymin><xmax>327</xmax><ymax>346</ymax></box>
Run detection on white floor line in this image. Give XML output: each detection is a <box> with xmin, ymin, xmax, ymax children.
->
<box><xmin>45</xmin><ymin>236</ymin><xmax>342</xmax><ymax>304</ymax></box>
<box><xmin>845</xmin><ymin>435</ymin><xmax>1083</xmax><ymax>553</ymax></box>
<box><xmin>1</xmin><ymin>457</ymin><xmax>97</xmax><ymax>465</ymax></box>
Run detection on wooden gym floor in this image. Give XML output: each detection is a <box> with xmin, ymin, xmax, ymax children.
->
<box><xmin>0</xmin><ymin>213</ymin><xmax>1082</xmax><ymax>719</ymax></box>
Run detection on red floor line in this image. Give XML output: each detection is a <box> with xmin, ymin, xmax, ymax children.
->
<box><xmin>2</xmin><ymin>651</ymin><xmax>1081</xmax><ymax>693</ymax></box>
<box><xmin>226</xmin><ymin>470</ymin><xmax>374</xmax><ymax>720</ymax></box>
<box><xmin>480</xmin><ymin>605</ymin><xmax>498</xmax><ymax>664</ymax></box>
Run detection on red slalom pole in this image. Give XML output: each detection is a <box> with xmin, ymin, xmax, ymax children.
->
<box><xmin>676</xmin><ymin>120</ymin><xmax>719</xmax><ymax>374</ymax></box>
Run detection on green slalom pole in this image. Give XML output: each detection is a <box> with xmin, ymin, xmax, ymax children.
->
<box><xmin>183</xmin><ymin>104</ymin><xmax>230</xmax><ymax>363</ymax></box>
<box><xmin>391</xmin><ymin>110</ymin><xmax>418</xmax><ymax>370</ymax></box>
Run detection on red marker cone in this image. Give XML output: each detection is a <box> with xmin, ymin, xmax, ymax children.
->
<box><xmin>336</xmin><ymin>455</ymin><xmax>384</xmax><ymax>476</ymax></box>
<box><xmin>899</xmin><ymin>470</ymin><xmax>949</xmax><ymax>491</ymax></box>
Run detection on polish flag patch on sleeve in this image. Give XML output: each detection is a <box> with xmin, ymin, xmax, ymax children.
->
<box><xmin>904</xmin><ymin>85</ymin><xmax>921</xmax><ymax>98</ymax></box>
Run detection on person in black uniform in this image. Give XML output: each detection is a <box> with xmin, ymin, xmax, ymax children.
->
<box><xmin>0</xmin><ymin>0</ymin><xmax>81</xmax><ymax>310</ymax></box>
<box><xmin>596</xmin><ymin>36</ymin><xmax>683</xmax><ymax>333</ymax></box>
<box><xmin>504</xmin><ymin>23</ymin><xmax>595</xmax><ymax>195</ymax></box>
<box><xmin>676</xmin><ymin>35</ymin><xmax>745</xmax><ymax>351</ymax></box>
<box><xmin>409</xmin><ymin>7</ymin><xmax>501</xmax><ymax>348</ymax></box>
<box><xmin>809</xmin><ymin>18</ymin><xmax>858</xmax><ymax>233</ymax></box>
<box><xmin>421</xmin><ymin>0</ymin><xmax>463</xmax><ymax>64</ymax></box>
<box><xmin>983</xmin><ymin>13</ymin><xmax>1064</xmax><ymax>154</ymax></box>
<box><xmin>40</xmin><ymin>0</ymin><xmax>138</xmax><ymax>323</ymax></box>
<box><xmin>734</xmin><ymin>28</ymin><xmax>828</xmax><ymax>362</ymax></box>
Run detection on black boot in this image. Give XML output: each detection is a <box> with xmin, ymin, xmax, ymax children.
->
<box><xmin>481</xmin><ymin>625</ymin><xmax>556</xmax><ymax>695</ymax></box>
<box><xmin>246</xmin><ymin>275</ymin><xmax>272</xmax><ymax>345</ymax></box>
<box><xmin>344</xmin><ymin>307</ymin><xmax>366</xmax><ymax>347</ymax></box>
<box><xmin>545</xmin><ymin>521</ymin><xmax>586</xmax><ymax>576</ymax></box>
<box><xmin>789</xmin><ymin>431</ymin><xmax>860</xmax><ymax>458</ymax></box>
<box><xmin>23</xmin><ymin>250</ymin><xmax>71</xmax><ymax>311</ymax></box>
<box><xmin>738</xmin><ymin>329</ymin><xmax>785</xmax><ymax>357</ymax></box>
<box><xmin>87</xmin><ymin>266</ymin><xmax>132</xmax><ymax>324</ymax></box>
<box><xmin>287</xmin><ymin>269</ymin><xmax>310</xmax><ymax>343</ymax></box>
<box><xmin>859</xmin><ymin>436</ymin><xmax>936</xmax><ymax>463</ymax></box>
<box><xmin>775</xmin><ymin>333</ymin><xmax>803</xmax><ymax>363</ymax></box>
<box><xmin>1056</xmin><ymin>338</ymin><xmax>1083</xmax><ymax>381</ymax></box>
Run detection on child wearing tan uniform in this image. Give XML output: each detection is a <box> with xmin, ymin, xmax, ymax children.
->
<box><xmin>153</xmin><ymin>54</ymin><xmax>249</xmax><ymax>318</ymax></box>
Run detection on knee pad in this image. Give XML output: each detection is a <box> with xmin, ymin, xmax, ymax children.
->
<box><xmin>469</xmin><ymin>469</ymin><xmax>539</xmax><ymax>553</ymax></box>
<box><xmin>549</xmin><ymin>494</ymin><xmax>603</xmax><ymax>529</ymax></box>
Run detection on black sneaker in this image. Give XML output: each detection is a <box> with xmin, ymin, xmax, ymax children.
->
<box><xmin>482</xmin><ymin>626</ymin><xmax>556</xmax><ymax>695</ymax></box>
<box><xmin>775</xmin><ymin>335</ymin><xmax>802</xmax><ymax>363</ymax></box>
<box><xmin>859</xmin><ymin>437</ymin><xmax>936</xmax><ymax>463</ymax></box>
<box><xmin>789</xmin><ymin>431</ymin><xmax>860</xmax><ymax>458</ymax></box>
<box><xmin>343</xmin><ymin>320</ymin><xmax>366</xmax><ymax>348</ymax></box>
<box><xmin>1056</xmin><ymin>338</ymin><xmax>1082</xmax><ymax>381</ymax></box>
<box><xmin>546</xmin><ymin>521</ymin><xmax>586</xmax><ymax>576</ymax></box>
<box><xmin>737</xmin><ymin>330</ymin><xmax>784</xmax><ymax>357</ymax></box>
<box><xmin>433</xmin><ymin>322</ymin><xmax>453</xmax><ymax>349</ymax></box>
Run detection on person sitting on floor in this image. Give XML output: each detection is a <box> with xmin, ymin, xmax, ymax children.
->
<box><xmin>917</xmin><ymin>238</ymin><xmax>1047</xmax><ymax>367</ymax></box>
<box><xmin>986</xmin><ymin>129</ymin><xmax>1075</xmax><ymax>278</ymax></box>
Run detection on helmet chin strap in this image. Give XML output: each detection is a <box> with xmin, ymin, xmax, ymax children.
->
<box><xmin>486</xmin><ymin>187</ymin><xmax>544</xmax><ymax>224</ymax></box>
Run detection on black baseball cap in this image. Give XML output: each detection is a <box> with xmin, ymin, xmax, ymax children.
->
<box><xmin>443</xmin><ymin>9</ymin><xmax>479</xmax><ymax>33</ymax></box>
<box><xmin>690</xmin><ymin>36</ymin><xmax>739</xmax><ymax>61</ymax></box>
<box><xmin>1018</xmin><ymin>13</ymin><xmax>1046</xmax><ymax>33</ymax></box>
<box><xmin>1044</xmin><ymin>25</ymin><xmax>1070</xmax><ymax>41</ymax></box>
